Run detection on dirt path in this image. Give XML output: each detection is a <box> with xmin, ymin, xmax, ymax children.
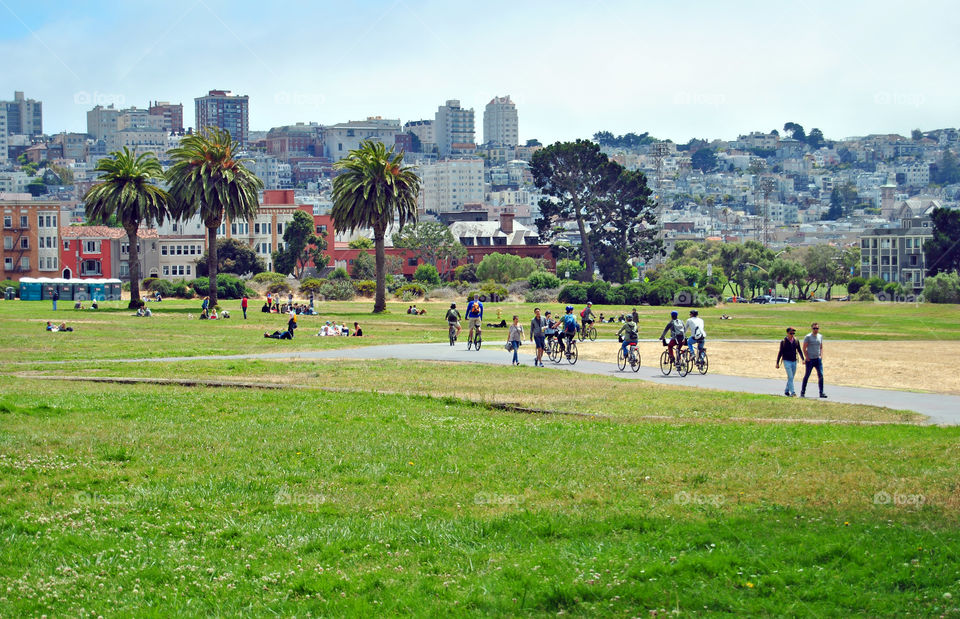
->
<box><xmin>576</xmin><ymin>340</ymin><xmax>960</xmax><ymax>395</ymax></box>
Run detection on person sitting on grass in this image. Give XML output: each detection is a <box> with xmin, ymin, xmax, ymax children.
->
<box><xmin>352</xmin><ymin>322</ymin><xmax>363</xmax><ymax>336</ymax></box>
<box><xmin>58</xmin><ymin>322</ymin><xmax>73</xmax><ymax>332</ymax></box>
<box><xmin>261</xmin><ymin>302</ymin><xmax>270</xmax><ymax>313</ymax></box>
<box><xmin>74</xmin><ymin>301</ymin><xmax>84</xmax><ymax>310</ymax></box>
<box><xmin>221</xmin><ymin>309</ymin><xmax>230</xmax><ymax>319</ymax></box>
<box><xmin>209</xmin><ymin>308</ymin><xmax>219</xmax><ymax>320</ymax></box>
<box><xmin>91</xmin><ymin>299</ymin><xmax>99</xmax><ymax>310</ymax></box>
<box><xmin>46</xmin><ymin>321</ymin><xmax>56</xmax><ymax>331</ymax></box>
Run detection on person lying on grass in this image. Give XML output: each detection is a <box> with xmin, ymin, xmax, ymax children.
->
<box><xmin>264</xmin><ymin>329</ymin><xmax>292</xmax><ymax>339</ymax></box>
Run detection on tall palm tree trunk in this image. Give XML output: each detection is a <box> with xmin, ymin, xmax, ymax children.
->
<box><xmin>125</xmin><ymin>224</ymin><xmax>141</xmax><ymax>308</ymax></box>
<box><xmin>374</xmin><ymin>229</ymin><xmax>386</xmax><ymax>313</ymax></box>
<box><xmin>207</xmin><ymin>225</ymin><xmax>219</xmax><ymax>308</ymax></box>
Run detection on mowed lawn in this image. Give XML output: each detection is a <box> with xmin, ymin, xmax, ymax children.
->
<box><xmin>1</xmin><ymin>379</ymin><xmax>958</xmax><ymax>616</ymax></box>
<box><xmin>3</xmin><ymin>297</ymin><xmax>960</xmax><ymax>364</ymax></box>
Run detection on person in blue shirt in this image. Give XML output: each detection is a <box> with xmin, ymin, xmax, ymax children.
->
<box><xmin>465</xmin><ymin>295</ymin><xmax>484</xmax><ymax>349</ymax></box>
<box><xmin>561</xmin><ymin>305</ymin><xmax>579</xmax><ymax>356</ymax></box>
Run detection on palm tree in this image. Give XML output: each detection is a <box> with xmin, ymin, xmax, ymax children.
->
<box><xmin>332</xmin><ymin>141</ymin><xmax>420</xmax><ymax>313</ymax></box>
<box><xmin>166</xmin><ymin>128</ymin><xmax>262</xmax><ymax>308</ymax></box>
<box><xmin>83</xmin><ymin>147</ymin><xmax>169</xmax><ymax>308</ymax></box>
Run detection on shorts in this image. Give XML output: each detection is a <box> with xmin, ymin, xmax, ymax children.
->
<box><xmin>533</xmin><ymin>335</ymin><xmax>545</xmax><ymax>349</ymax></box>
<box><xmin>467</xmin><ymin>317</ymin><xmax>482</xmax><ymax>330</ymax></box>
<box><xmin>448</xmin><ymin>321</ymin><xmax>460</xmax><ymax>329</ymax></box>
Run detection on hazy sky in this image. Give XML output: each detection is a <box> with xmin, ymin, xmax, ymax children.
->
<box><xmin>1</xmin><ymin>0</ymin><xmax>957</xmax><ymax>144</ymax></box>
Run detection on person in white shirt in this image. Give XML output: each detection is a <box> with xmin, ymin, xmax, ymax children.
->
<box><xmin>685</xmin><ymin>310</ymin><xmax>707</xmax><ymax>362</ymax></box>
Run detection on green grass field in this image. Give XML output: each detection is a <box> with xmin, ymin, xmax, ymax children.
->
<box><xmin>2</xmin><ymin>297</ymin><xmax>958</xmax><ymax>616</ymax></box>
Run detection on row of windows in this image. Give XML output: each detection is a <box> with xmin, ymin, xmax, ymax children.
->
<box><xmin>162</xmin><ymin>265</ymin><xmax>192</xmax><ymax>276</ymax></box>
<box><xmin>862</xmin><ymin>237</ymin><xmax>927</xmax><ymax>250</ymax></box>
<box><xmin>3</xmin><ymin>215</ymin><xmax>30</xmax><ymax>229</ymax></box>
<box><xmin>3</xmin><ymin>237</ymin><xmax>29</xmax><ymax>250</ymax></box>
<box><xmin>4</xmin><ymin>257</ymin><xmax>29</xmax><ymax>270</ymax></box>
<box><xmin>38</xmin><ymin>236</ymin><xmax>57</xmax><ymax>249</ymax></box>
<box><xmin>162</xmin><ymin>244</ymin><xmax>202</xmax><ymax>256</ymax></box>
<box><xmin>41</xmin><ymin>256</ymin><xmax>57</xmax><ymax>270</ymax></box>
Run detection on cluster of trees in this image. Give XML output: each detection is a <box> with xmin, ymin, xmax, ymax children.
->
<box><xmin>782</xmin><ymin>122</ymin><xmax>826</xmax><ymax>149</ymax></box>
<box><xmin>592</xmin><ymin>131</ymin><xmax>658</xmax><ymax>149</ymax></box>
<box><xmin>532</xmin><ymin>140</ymin><xmax>661</xmax><ymax>284</ymax></box>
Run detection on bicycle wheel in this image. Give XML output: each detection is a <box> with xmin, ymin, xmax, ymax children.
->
<box><xmin>677</xmin><ymin>351</ymin><xmax>691</xmax><ymax>377</ymax></box>
<box><xmin>630</xmin><ymin>347</ymin><xmax>641</xmax><ymax>372</ymax></box>
<box><xmin>577</xmin><ymin>327</ymin><xmax>585</xmax><ymax>342</ymax></box>
<box><xmin>617</xmin><ymin>347</ymin><xmax>626</xmax><ymax>371</ymax></box>
<box><xmin>697</xmin><ymin>351</ymin><xmax>709</xmax><ymax>375</ymax></box>
<box><xmin>660</xmin><ymin>350</ymin><xmax>672</xmax><ymax>376</ymax></box>
<box><xmin>548</xmin><ymin>339</ymin><xmax>561</xmax><ymax>363</ymax></box>
<box><xmin>588</xmin><ymin>326</ymin><xmax>597</xmax><ymax>341</ymax></box>
<box><xmin>475</xmin><ymin>332</ymin><xmax>482</xmax><ymax>350</ymax></box>
<box><xmin>567</xmin><ymin>340</ymin><xmax>578</xmax><ymax>364</ymax></box>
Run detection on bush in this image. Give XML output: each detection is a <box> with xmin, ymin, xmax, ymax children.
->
<box><xmin>141</xmin><ymin>277</ymin><xmax>160</xmax><ymax>290</ymax></box>
<box><xmin>475</xmin><ymin>253</ymin><xmax>538</xmax><ymax>283</ymax></box>
<box><xmin>385</xmin><ymin>274</ymin><xmax>405</xmax><ymax>293</ymax></box>
<box><xmin>524</xmin><ymin>288</ymin><xmax>558</xmax><ymax>303</ymax></box>
<box><xmin>923</xmin><ymin>271</ymin><xmax>960</xmax><ymax>303</ymax></box>
<box><xmin>866</xmin><ymin>276</ymin><xmax>885</xmax><ymax>294</ymax></box>
<box><xmin>353</xmin><ymin>280</ymin><xmax>376</xmax><ymax>297</ymax></box>
<box><xmin>394</xmin><ymin>283</ymin><xmax>427</xmax><ymax>300</ymax></box>
<box><xmin>481</xmin><ymin>282</ymin><xmax>508</xmax><ymax>301</ymax></box>
<box><xmin>507</xmin><ymin>279</ymin><xmax>530</xmax><ymax>296</ymax></box>
<box><xmin>847</xmin><ymin>276</ymin><xmax>866</xmax><ymax>294</ymax></box>
<box><xmin>299</xmin><ymin>278</ymin><xmax>325</xmax><ymax>295</ymax></box>
<box><xmin>122</xmin><ymin>282</ymin><xmax>130</xmax><ymax>292</ymax></box>
<box><xmin>329</xmin><ymin>267</ymin><xmax>350</xmax><ymax>280</ymax></box>
<box><xmin>172</xmin><ymin>281</ymin><xmax>194</xmax><ymax>299</ymax></box>
<box><xmin>853</xmin><ymin>287</ymin><xmax>875</xmax><ymax>302</ymax></box>
<box><xmin>558</xmin><ymin>283</ymin><xmax>588</xmax><ymax>304</ymax></box>
<box><xmin>528</xmin><ymin>271</ymin><xmax>560</xmax><ymax>290</ymax></box>
<box><xmin>425</xmin><ymin>286</ymin><xmax>456</xmax><ymax>300</ymax></box>
<box><xmin>313</xmin><ymin>279</ymin><xmax>355</xmax><ymax>301</ymax></box>
<box><xmin>151</xmin><ymin>279</ymin><xmax>175</xmax><ymax>298</ymax></box>
<box><xmin>646</xmin><ymin>278</ymin><xmax>681</xmax><ymax>306</ymax></box>
<box><xmin>252</xmin><ymin>272</ymin><xmax>287</xmax><ymax>285</ymax></box>
<box><xmin>586</xmin><ymin>280</ymin><xmax>612</xmax><ymax>304</ymax></box>
<box><xmin>351</xmin><ymin>252</ymin><xmax>376</xmax><ymax>280</ymax></box>
<box><xmin>413</xmin><ymin>264</ymin><xmax>441</xmax><ymax>286</ymax></box>
<box><xmin>267</xmin><ymin>282</ymin><xmax>292</xmax><ymax>295</ymax></box>
<box><xmin>882</xmin><ymin>282</ymin><xmax>903</xmax><ymax>297</ymax></box>
<box><xmin>618</xmin><ymin>282</ymin><xmax>647</xmax><ymax>305</ymax></box>
<box><xmin>454</xmin><ymin>263</ymin><xmax>478</xmax><ymax>283</ymax></box>
<box><xmin>189</xmin><ymin>274</ymin><xmax>253</xmax><ymax>300</ymax></box>
<box><xmin>555</xmin><ymin>259</ymin><xmax>584</xmax><ymax>280</ymax></box>
<box><xmin>0</xmin><ymin>279</ymin><xmax>20</xmax><ymax>295</ymax></box>
<box><xmin>606</xmin><ymin>287</ymin><xmax>626</xmax><ymax>305</ymax></box>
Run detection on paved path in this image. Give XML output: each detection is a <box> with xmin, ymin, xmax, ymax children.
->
<box><xmin>116</xmin><ymin>342</ymin><xmax>960</xmax><ymax>426</ymax></box>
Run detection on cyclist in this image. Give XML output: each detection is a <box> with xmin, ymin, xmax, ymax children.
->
<box><xmin>580</xmin><ymin>302</ymin><xmax>596</xmax><ymax>332</ymax></box>
<box><xmin>445</xmin><ymin>303</ymin><xmax>461</xmax><ymax>345</ymax></box>
<box><xmin>685</xmin><ymin>309</ymin><xmax>707</xmax><ymax>363</ymax></box>
<box><xmin>659</xmin><ymin>310</ymin><xmax>686</xmax><ymax>362</ymax></box>
<box><xmin>543</xmin><ymin>310</ymin><xmax>560</xmax><ymax>353</ymax></box>
<box><xmin>561</xmin><ymin>305</ymin><xmax>579</xmax><ymax>356</ymax></box>
<box><xmin>465</xmin><ymin>295</ymin><xmax>484</xmax><ymax>350</ymax></box>
<box><xmin>617</xmin><ymin>314</ymin><xmax>639</xmax><ymax>360</ymax></box>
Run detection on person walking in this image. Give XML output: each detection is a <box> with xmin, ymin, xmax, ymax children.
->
<box><xmin>287</xmin><ymin>312</ymin><xmax>297</xmax><ymax>339</ymax></box>
<box><xmin>52</xmin><ymin>289</ymin><xmax>59</xmax><ymax>311</ymax></box>
<box><xmin>529</xmin><ymin>307</ymin><xmax>548</xmax><ymax>367</ymax></box>
<box><xmin>800</xmin><ymin>322</ymin><xmax>826</xmax><ymax>398</ymax></box>
<box><xmin>241</xmin><ymin>295</ymin><xmax>249</xmax><ymax>319</ymax></box>
<box><xmin>776</xmin><ymin>326</ymin><xmax>804</xmax><ymax>397</ymax></box>
<box><xmin>508</xmin><ymin>315</ymin><xmax>524</xmax><ymax>366</ymax></box>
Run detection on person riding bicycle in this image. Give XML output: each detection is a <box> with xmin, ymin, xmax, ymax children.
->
<box><xmin>580</xmin><ymin>302</ymin><xmax>596</xmax><ymax>330</ymax></box>
<box><xmin>685</xmin><ymin>309</ymin><xmax>707</xmax><ymax>363</ymax></box>
<box><xmin>465</xmin><ymin>295</ymin><xmax>484</xmax><ymax>349</ymax></box>
<box><xmin>543</xmin><ymin>310</ymin><xmax>558</xmax><ymax>347</ymax></box>
<box><xmin>445</xmin><ymin>303</ymin><xmax>461</xmax><ymax>341</ymax></box>
<box><xmin>561</xmin><ymin>305</ymin><xmax>579</xmax><ymax>355</ymax></box>
<box><xmin>617</xmin><ymin>315</ymin><xmax>639</xmax><ymax>360</ymax></box>
<box><xmin>659</xmin><ymin>310</ymin><xmax>686</xmax><ymax>361</ymax></box>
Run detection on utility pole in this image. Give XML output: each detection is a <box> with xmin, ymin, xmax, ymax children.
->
<box><xmin>652</xmin><ymin>142</ymin><xmax>670</xmax><ymax>264</ymax></box>
<box><xmin>760</xmin><ymin>176</ymin><xmax>776</xmax><ymax>247</ymax></box>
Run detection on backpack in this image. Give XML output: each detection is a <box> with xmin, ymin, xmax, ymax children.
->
<box><xmin>580</xmin><ymin>309</ymin><xmax>586</xmax><ymax>318</ymax></box>
<box><xmin>563</xmin><ymin>314</ymin><xmax>578</xmax><ymax>331</ymax></box>
<box><xmin>446</xmin><ymin>309</ymin><xmax>458</xmax><ymax>322</ymax></box>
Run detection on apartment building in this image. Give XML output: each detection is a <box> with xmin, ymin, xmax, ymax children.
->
<box><xmin>435</xmin><ymin>100</ymin><xmax>475</xmax><ymax>157</ymax></box>
<box><xmin>859</xmin><ymin>216</ymin><xmax>933</xmax><ymax>293</ymax></box>
<box><xmin>60</xmin><ymin>226</ymin><xmax>160</xmax><ymax>280</ymax></box>
<box><xmin>482</xmin><ymin>95</ymin><xmax>518</xmax><ymax>147</ymax></box>
<box><xmin>1</xmin><ymin>200</ymin><xmax>65</xmax><ymax>278</ymax></box>
<box><xmin>195</xmin><ymin>90</ymin><xmax>249</xmax><ymax>145</ymax></box>
<box><xmin>418</xmin><ymin>158</ymin><xmax>484</xmax><ymax>212</ymax></box>
<box><xmin>1</xmin><ymin>91</ymin><xmax>42</xmax><ymax>136</ymax></box>
<box><xmin>148</xmin><ymin>101</ymin><xmax>184</xmax><ymax>133</ymax></box>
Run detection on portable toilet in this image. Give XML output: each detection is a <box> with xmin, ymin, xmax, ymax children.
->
<box><xmin>88</xmin><ymin>279</ymin><xmax>106</xmax><ymax>301</ymax></box>
<box><xmin>20</xmin><ymin>278</ymin><xmax>41</xmax><ymax>301</ymax></box>
<box><xmin>40</xmin><ymin>278</ymin><xmax>57</xmax><ymax>300</ymax></box>
<box><xmin>71</xmin><ymin>280</ymin><xmax>90</xmax><ymax>302</ymax></box>
<box><xmin>107</xmin><ymin>279</ymin><xmax>123</xmax><ymax>301</ymax></box>
<box><xmin>56</xmin><ymin>279</ymin><xmax>73</xmax><ymax>301</ymax></box>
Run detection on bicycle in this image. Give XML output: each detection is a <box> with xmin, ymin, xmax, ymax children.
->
<box><xmin>545</xmin><ymin>333</ymin><xmax>562</xmax><ymax>363</ymax></box>
<box><xmin>578</xmin><ymin>321</ymin><xmax>597</xmax><ymax>342</ymax></box>
<box><xmin>469</xmin><ymin>327</ymin><xmax>482</xmax><ymax>350</ymax></box>
<box><xmin>617</xmin><ymin>340</ymin><xmax>641</xmax><ymax>372</ymax></box>
<box><xmin>564</xmin><ymin>338</ymin><xmax>578</xmax><ymax>364</ymax></box>
<box><xmin>659</xmin><ymin>340</ymin><xmax>688</xmax><ymax>376</ymax></box>
<box><xmin>689</xmin><ymin>346</ymin><xmax>709</xmax><ymax>375</ymax></box>
<box><xmin>448</xmin><ymin>323</ymin><xmax>459</xmax><ymax>346</ymax></box>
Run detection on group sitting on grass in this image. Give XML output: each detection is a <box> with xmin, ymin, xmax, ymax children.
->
<box><xmin>73</xmin><ymin>300</ymin><xmax>98</xmax><ymax>310</ymax></box>
<box><xmin>45</xmin><ymin>321</ymin><xmax>73</xmax><ymax>332</ymax></box>
<box><xmin>316</xmin><ymin>321</ymin><xmax>349</xmax><ymax>336</ymax></box>
<box><xmin>407</xmin><ymin>305</ymin><xmax>426</xmax><ymax>315</ymax></box>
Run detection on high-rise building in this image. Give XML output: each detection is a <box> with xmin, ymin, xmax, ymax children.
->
<box><xmin>195</xmin><ymin>90</ymin><xmax>249</xmax><ymax>145</ymax></box>
<box><xmin>148</xmin><ymin>101</ymin><xmax>184</xmax><ymax>133</ymax></box>
<box><xmin>483</xmin><ymin>95</ymin><xmax>518</xmax><ymax>147</ymax></box>
<box><xmin>403</xmin><ymin>120</ymin><xmax>435</xmax><ymax>152</ymax></box>
<box><xmin>0</xmin><ymin>108</ymin><xmax>8</xmax><ymax>163</ymax></box>
<box><xmin>322</xmin><ymin>117</ymin><xmax>401</xmax><ymax>162</ymax></box>
<box><xmin>1</xmin><ymin>91</ymin><xmax>42</xmax><ymax>136</ymax></box>
<box><xmin>87</xmin><ymin>105</ymin><xmax>120</xmax><ymax>141</ymax></box>
<box><xmin>434</xmin><ymin>100</ymin><xmax>475</xmax><ymax>157</ymax></box>
<box><xmin>418</xmin><ymin>158</ymin><xmax>484</xmax><ymax>212</ymax></box>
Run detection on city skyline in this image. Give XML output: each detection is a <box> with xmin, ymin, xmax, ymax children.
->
<box><xmin>1</xmin><ymin>0</ymin><xmax>958</xmax><ymax>143</ymax></box>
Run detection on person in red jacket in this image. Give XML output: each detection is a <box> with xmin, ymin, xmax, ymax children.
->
<box><xmin>241</xmin><ymin>295</ymin><xmax>249</xmax><ymax>319</ymax></box>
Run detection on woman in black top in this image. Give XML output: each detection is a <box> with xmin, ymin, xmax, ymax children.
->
<box><xmin>776</xmin><ymin>327</ymin><xmax>804</xmax><ymax>396</ymax></box>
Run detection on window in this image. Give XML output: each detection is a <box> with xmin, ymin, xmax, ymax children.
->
<box><xmin>231</xmin><ymin>223</ymin><xmax>237</xmax><ymax>235</ymax></box>
<box><xmin>161</xmin><ymin>245</ymin><xmax>167</xmax><ymax>255</ymax></box>
<box><xmin>176</xmin><ymin>245</ymin><xmax>182</xmax><ymax>255</ymax></box>
<box><xmin>3</xmin><ymin>237</ymin><xmax>11</xmax><ymax>250</ymax></box>
<box><xmin>254</xmin><ymin>223</ymin><xmax>260</xmax><ymax>234</ymax></box>
<box><xmin>20</xmin><ymin>257</ymin><xmax>29</xmax><ymax>270</ymax></box>
<box><xmin>20</xmin><ymin>215</ymin><xmax>28</xmax><ymax>228</ymax></box>
<box><xmin>316</xmin><ymin>225</ymin><xmax>327</xmax><ymax>234</ymax></box>
<box><xmin>82</xmin><ymin>260</ymin><xmax>100</xmax><ymax>275</ymax></box>
<box><xmin>162</xmin><ymin>265</ymin><xmax>169</xmax><ymax>276</ymax></box>
<box><xmin>186</xmin><ymin>265</ymin><xmax>191</xmax><ymax>275</ymax></box>
<box><xmin>2</xmin><ymin>216</ymin><xmax>10</xmax><ymax>229</ymax></box>
<box><xmin>408</xmin><ymin>258</ymin><xmax>418</xmax><ymax>266</ymax></box>
<box><xmin>3</xmin><ymin>258</ymin><xmax>11</xmax><ymax>270</ymax></box>
<box><xmin>64</xmin><ymin>240</ymin><xmax>70</xmax><ymax>250</ymax></box>
<box><xmin>861</xmin><ymin>239</ymin><xmax>869</xmax><ymax>248</ymax></box>
<box><xmin>85</xmin><ymin>241</ymin><xmax>99</xmax><ymax>253</ymax></box>
<box><xmin>189</xmin><ymin>245</ymin><xmax>195</xmax><ymax>255</ymax></box>
<box><xmin>20</xmin><ymin>238</ymin><xmax>29</xmax><ymax>249</ymax></box>
<box><xmin>277</xmin><ymin>223</ymin><xmax>283</xmax><ymax>235</ymax></box>
<box><xmin>905</xmin><ymin>238</ymin><xmax>912</xmax><ymax>249</ymax></box>
<box><xmin>52</xmin><ymin>215</ymin><xmax>57</xmax><ymax>227</ymax></box>
<box><xmin>119</xmin><ymin>263</ymin><xmax>129</xmax><ymax>277</ymax></box>
<box><xmin>910</xmin><ymin>255</ymin><xmax>918</xmax><ymax>266</ymax></box>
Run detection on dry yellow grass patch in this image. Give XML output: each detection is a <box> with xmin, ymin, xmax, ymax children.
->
<box><xmin>576</xmin><ymin>340</ymin><xmax>960</xmax><ymax>395</ymax></box>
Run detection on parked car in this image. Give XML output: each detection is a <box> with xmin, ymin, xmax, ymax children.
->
<box><xmin>769</xmin><ymin>297</ymin><xmax>796</xmax><ymax>304</ymax></box>
<box><xmin>811</xmin><ymin>298</ymin><xmax>828</xmax><ymax>303</ymax></box>
<box><xmin>750</xmin><ymin>295</ymin><xmax>772</xmax><ymax>304</ymax></box>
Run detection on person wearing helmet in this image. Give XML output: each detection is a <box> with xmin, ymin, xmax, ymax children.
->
<box><xmin>561</xmin><ymin>305</ymin><xmax>579</xmax><ymax>355</ymax></box>
<box><xmin>659</xmin><ymin>310</ymin><xmax>686</xmax><ymax>362</ymax></box>
<box><xmin>465</xmin><ymin>294</ymin><xmax>484</xmax><ymax>350</ymax></box>
<box><xmin>580</xmin><ymin>302</ymin><xmax>596</xmax><ymax>330</ymax></box>
<box><xmin>617</xmin><ymin>314</ymin><xmax>639</xmax><ymax>360</ymax></box>
<box><xmin>685</xmin><ymin>309</ymin><xmax>707</xmax><ymax>364</ymax></box>
<box><xmin>445</xmin><ymin>303</ymin><xmax>461</xmax><ymax>344</ymax></box>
